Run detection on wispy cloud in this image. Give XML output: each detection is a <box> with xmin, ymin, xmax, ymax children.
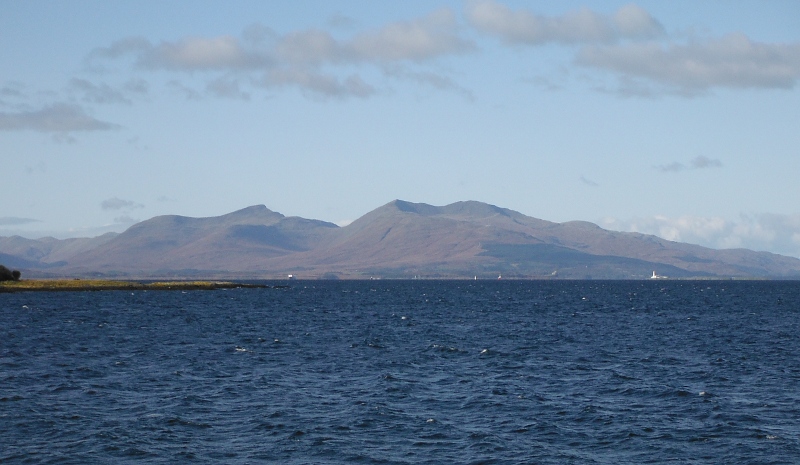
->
<box><xmin>690</xmin><ymin>156</ymin><xmax>723</xmax><ymax>169</ymax></box>
<box><xmin>656</xmin><ymin>161</ymin><xmax>686</xmax><ymax>173</ymax></box>
<box><xmin>382</xmin><ymin>65</ymin><xmax>475</xmax><ymax>100</ymax></box>
<box><xmin>101</xmin><ymin>197</ymin><xmax>144</xmax><ymax>211</ymax></box>
<box><xmin>141</xmin><ymin>35</ymin><xmax>268</xmax><ymax>71</ymax></box>
<box><xmin>0</xmin><ymin>103</ymin><xmax>118</xmax><ymax>132</ymax></box>
<box><xmin>1</xmin><ymin>83</ymin><xmax>25</xmax><ymax>99</ymax></box>
<box><xmin>206</xmin><ymin>76</ymin><xmax>251</xmax><ymax>100</ymax></box>
<box><xmin>0</xmin><ymin>217</ymin><xmax>39</xmax><ymax>226</ymax></box>
<box><xmin>126</xmin><ymin>136</ymin><xmax>149</xmax><ymax>151</ymax></box>
<box><xmin>347</xmin><ymin>9</ymin><xmax>473</xmax><ymax>62</ymax></box>
<box><xmin>86</xmin><ymin>9</ymin><xmax>474</xmax><ymax>99</ymax></box>
<box><xmin>327</xmin><ymin>13</ymin><xmax>358</xmax><ymax>30</ymax></box>
<box><xmin>166</xmin><ymin>80</ymin><xmax>202</xmax><ymax>100</ymax></box>
<box><xmin>657</xmin><ymin>156</ymin><xmax>723</xmax><ymax>173</ymax></box>
<box><xmin>113</xmin><ymin>215</ymin><xmax>140</xmax><ymax>225</ymax></box>
<box><xmin>25</xmin><ymin>160</ymin><xmax>47</xmax><ymax>175</ymax></box>
<box><xmin>259</xmin><ymin>69</ymin><xmax>375</xmax><ymax>99</ymax></box>
<box><xmin>465</xmin><ymin>1</ymin><xmax>664</xmax><ymax>45</ymax></box>
<box><xmin>578</xmin><ymin>33</ymin><xmax>800</xmax><ymax>94</ymax></box>
<box><xmin>68</xmin><ymin>78</ymin><xmax>132</xmax><ymax>105</ymax></box>
<box><xmin>465</xmin><ymin>2</ymin><xmax>800</xmax><ymax>97</ymax></box>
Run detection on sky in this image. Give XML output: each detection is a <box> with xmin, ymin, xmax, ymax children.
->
<box><xmin>2</xmin><ymin>1</ymin><xmax>800</xmax><ymax>258</ymax></box>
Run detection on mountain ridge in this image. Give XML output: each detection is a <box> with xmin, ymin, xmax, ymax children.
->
<box><xmin>2</xmin><ymin>200</ymin><xmax>799</xmax><ymax>279</ymax></box>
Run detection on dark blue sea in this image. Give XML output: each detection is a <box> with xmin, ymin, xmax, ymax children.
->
<box><xmin>2</xmin><ymin>280</ymin><xmax>799</xmax><ymax>464</ymax></box>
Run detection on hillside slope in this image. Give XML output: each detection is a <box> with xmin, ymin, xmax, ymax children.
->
<box><xmin>2</xmin><ymin>200</ymin><xmax>799</xmax><ymax>279</ymax></box>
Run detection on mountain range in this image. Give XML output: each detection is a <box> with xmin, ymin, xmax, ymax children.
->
<box><xmin>3</xmin><ymin>200</ymin><xmax>800</xmax><ymax>279</ymax></box>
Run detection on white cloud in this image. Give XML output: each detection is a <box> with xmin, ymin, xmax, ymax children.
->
<box><xmin>464</xmin><ymin>3</ymin><xmax>800</xmax><ymax>97</ymax></box>
<box><xmin>465</xmin><ymin>1</ymin><xmax>663</xmax><ymax>45</ymax></box>
<box><xmin>87</xmin><ymin>9</ymin><xmax>472</xmax><ymax>99</ymax></box>
<box><xmin>601</xmin><ymin>213</ymin><xmax>800</xmax><ymax>258</ymax></box>
<box><xmin>273</xmin><ymin>29</ymin><xmax>343</xmax><ymax>65</ymax></box>
<box><xmin>349</xmin><ymin>9</ymin><xmax>473</xmax><ymax>62</ymax></box>
<box><xmin>612</xmin><ymin>4</ymin><xmax>665</xmax><ymax>39</ymax></box>
<box><xmin>578</xmin><ymin>33</ymin><xmax>800</xmax><ymax>93</ymax></box>
<box><xmin>142</xmin><ymin>35</ymin><xmax>269</xmax><ymax>71</ymax></box>
<box><xmin>0</xmin><ymin>103</ymin><xmax>118</xmax><ymax>132</ymax></box>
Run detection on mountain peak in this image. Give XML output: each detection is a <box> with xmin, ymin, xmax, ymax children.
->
<box><xmin>440</xmin><ymin>200</ymin><xmax>512</xmax><ymax>218</ymax></box>
<box><xmin>389</xmin><ymin>200</ymin><xmax>441</xmax><ymax>216</ymax></box>
<box><xmin>219</xmin><ymin>205</ymin><xmax>284</xmax><ymax>223</ymax></box>
<box><xmin>224</xmin><ymin>204</ymin><xmax>278</xmax><ymax>216</ymax></box>
<box><xmin>384</xmin><ymin>200</ymin><xmax>512</xmax><ymax>218</ymax></box>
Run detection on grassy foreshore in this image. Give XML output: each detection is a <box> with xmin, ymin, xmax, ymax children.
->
<box><xmin>0</xmin><ymin>279</ymin><xmax>271</xmax><ymax>293</ymax></box>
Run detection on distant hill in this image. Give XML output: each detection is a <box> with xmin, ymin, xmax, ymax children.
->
<box><xmin>3</xmin><ymin>200</ymin><xmax>800</xmax><ymax>279</ymax></box>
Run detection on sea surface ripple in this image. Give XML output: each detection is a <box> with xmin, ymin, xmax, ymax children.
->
<box><xmin>2</xmin><ymin>280</ymin><xmax>799</xmax><ymax>464</ymax></box>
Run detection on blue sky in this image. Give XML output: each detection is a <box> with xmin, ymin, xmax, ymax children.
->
<box><xmin>2</xmin><ymin>1</ymin><xmax>800</xmax><ymax>257</ymax></box>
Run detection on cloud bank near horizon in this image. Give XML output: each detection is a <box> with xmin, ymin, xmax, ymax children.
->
<box><xmin>602</xmin><ymin>213</ymin><xmax>800</xmax><ymax>259</ymax></box>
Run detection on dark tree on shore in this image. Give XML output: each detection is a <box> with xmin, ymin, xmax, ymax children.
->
<box><xmin>0</xmin><ymin>265</ymin><xmax>21</xmax><ymax>281</ymax></box>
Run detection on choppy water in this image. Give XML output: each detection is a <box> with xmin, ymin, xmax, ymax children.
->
<box><xmin>2</xmin><ymin>280</ymin><xmax>799</xmax><ymax>464</ymax></box>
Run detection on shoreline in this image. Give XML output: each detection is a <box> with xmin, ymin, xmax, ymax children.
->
<box><xmin>0</xmin><ymin>279</ymin><xmax>279</xmax><ymax>293</ymax></box>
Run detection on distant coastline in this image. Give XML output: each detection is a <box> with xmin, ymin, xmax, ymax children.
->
<box><xmin>3</xmin><ymin>200</ymin><xmax>800</xmax><ymax>279</ymax></box>
<box><xmin>0</xmin><ymin>279</ymin><xmax>274</xmax><ymax>293</ymax></box>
